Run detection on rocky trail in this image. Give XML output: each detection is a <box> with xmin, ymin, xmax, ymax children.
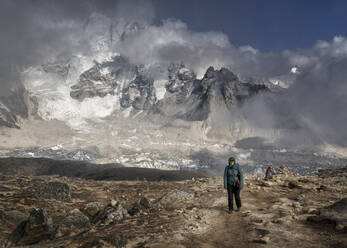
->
<box><xmin>0</xmin><ymin>161</ymin><xmax>346</xmax><ymax>247</ymax></box>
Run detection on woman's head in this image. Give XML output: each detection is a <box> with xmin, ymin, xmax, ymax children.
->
<box><xmin>228</xmin><ymin>157</ymin><xmax>235</xmax><ymax>165</ymax></box>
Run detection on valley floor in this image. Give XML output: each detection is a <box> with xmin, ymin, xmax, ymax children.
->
<box><xmin>0</xmin><ymin>165</ymin><xmax>346</xmax><ymax>247</ymax></box>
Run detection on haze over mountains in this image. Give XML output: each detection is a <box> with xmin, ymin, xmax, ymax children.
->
<box><xmin>1</xmin><ymin>1</ymin><xmax>347</xmax><ymax>174</ymax></box>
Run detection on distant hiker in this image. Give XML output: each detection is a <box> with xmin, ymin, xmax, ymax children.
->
<box><xmin>265</xmin><ymin>165</ymin><xmax>276</xmax><ymax>179</ymax></box>
<box><xmin>224</xmin><ymin>157</ymin><xmax>244</xmax><ymax>213</ymax></box>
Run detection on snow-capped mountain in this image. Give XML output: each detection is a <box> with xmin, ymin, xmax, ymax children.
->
<box><xmin>0</xmin><ymin>15</ymin><xmax>288</xmax><ymax>132</ymax></box>
<box><xmin>14</xmin><ymin>54</ymin><xmax>270</xmax><ymax>131</ymax></box>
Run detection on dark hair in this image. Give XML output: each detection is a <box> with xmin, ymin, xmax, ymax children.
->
<box><xmin>228</xmin><ymin>157</ymin><xmax>235</xmax><ymax>163</ymax></box>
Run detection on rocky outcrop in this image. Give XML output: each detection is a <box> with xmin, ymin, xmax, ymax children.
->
<box><xmin>92</xmin><ymin>200</ymin><xmax>128</xmax><ymax>226</ymax></box>
<box><xmin>9</xmin><ymin>208</ymin><xmax>54</xmax><ymax>245</ymax></box>
<box><xmin>128</xmin><ymin>196</ymin><xmax>151</xmax><ymax>216</ymax></box>
<box><xmin>57</xmin><ymin>209</ymin><xmax>91</xmax><ymax>237</ymax></box>
<box><xmin>308</xmin><ymin>198</ymin><xmax>347</xmax><ymax>231</ymax></box>
<box><xmin>154</xmin><ymin>65</ymin><xmax>268</xmax><ymax>121</ymax></box>
<box><xmin>166</xmin><ymin>63</ymin><xmax>196</xmax><ymax>102</ymax></box>
<box><xmin>70</xmin><ymin>55</ymin><xmax>157</xmax><ymax>113</ymax></box>
<box><xmin>70</xmin><ymin>55</ymin><xmax>139</xmax><ymax>101</ymax></box>
<box><xmin>83</xmin><ymin>201</ymin><xmax>107</xmax><ymax>218</ymax></box>
<box><xmin>155</xmin><ymin>190</ymin><xmax>194</xmax><ymax>210</ymax></box>
<box><xmin>29</xmin><ymin>180</ymin><xmax>72</xmax><ymax>202</ymax></box>
<box><xmin>120</xmin><ymin>74</ymin><xmax>156</xmax><ymax>110</ymax></box>
<box><xmin>70</xmin><ymin>65</ymin><xmax>118</xmax><ymax>100</ymax></box>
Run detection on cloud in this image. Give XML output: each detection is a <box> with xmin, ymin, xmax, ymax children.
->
<box><xmin>1</xmin><ymin>0</ymin><xmax>347</xmax><ymax>147</ymax></box>
<box><xmin>0</xmin><ymin>0</ymin><xmax>153</xmax><ymax>96</ymax></box>
<box><xmin>239</xmin><ymin>36</ymin><xmax>347</xmax><ymax>147</ymax></box>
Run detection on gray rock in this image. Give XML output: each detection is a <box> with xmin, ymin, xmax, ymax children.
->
<box><xmin>158</xmin><ymin>190</ymin><xmax>193</xmax><ymax>206</ymax></box>
<box><xmin>128</xmin><ymin>196</ymin><xmax>151</xmax><ymax>216</ymax></box>
<box><xmin>253</xmin><ymin>236</ymin><xmax>270</xmax><ymax>244</ymax></box>
<box><xmin>328</xmin><ymin>198</ymin><xmax>347</xmax><ymax>214</ymax></box>
<box><xmin>277</xmin><ymin>165</ymin><xmax>294</xmax><ymax>176</ymax></box>
<box><xmin>128</xmin><ymin>202</ymin><xmax>142</xmax><ymax>216</ymax></box>
<box><xmin>30</xmin><ymin>180</ymin><xmax>72</xmax><ymax>202</ymax></box>
<box><xmin>84</xmin><ymin>201</ymin><xmax>107</xmax><ymax>218</ymax></box>
<box><xmin>103</xmin><ymin>233</ymin><xmax>127</xmax><ymax>248</ymax></box>
<box><xmin>93</xmin><ymin>202</ymin><xmax>128</xmax><ymax>225</ymax></box>
<box><xmin>307</xmin><ymin>198</ymin><xmax>347</xmax><ymax>231</ymax></box>
<box><xmin>9</xmin><ymin>208</ymin><xmax>54</xmax><ymax>245</ymax></box>
<box><xmin>57</xmin><ymin>209</ymin><xmax>91</xmax><ymax>236</ymax></box>
<box><xmin>139</xmin><ymin>196</ymin><xmax>150</xmax><ymax>209</ymax></box>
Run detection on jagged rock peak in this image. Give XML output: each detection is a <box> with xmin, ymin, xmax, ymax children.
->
<box><xmin>203</xmin><ymin>66</ymin><xmax>239</xmax><ymax>81</ymax></box>
<box><xmin>70</xmin><ymin>55</ymin><xmax>138</xmax><ymax>101</ymax></box>
<box><xmin>167</xmin><ymin>63</ymin><xmax>196</xmax><ymax>92</ymax></box>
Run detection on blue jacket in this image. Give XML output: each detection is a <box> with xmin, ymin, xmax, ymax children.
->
<box><xmin>224</xmin><ymin>163</ymin><xmax>244</xmax><ymax>189</ymax></box>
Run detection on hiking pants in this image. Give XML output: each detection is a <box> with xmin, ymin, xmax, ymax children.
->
<box><xmin>227</xmin><ymin>185</ymin><xmax>241</xmax><ymax>211</ymax></box>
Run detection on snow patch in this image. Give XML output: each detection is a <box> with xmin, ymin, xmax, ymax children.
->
<box><xmin>153</xmin><ymin>80</ymin><xmax>167</xmax><ymax>100</ymax></box>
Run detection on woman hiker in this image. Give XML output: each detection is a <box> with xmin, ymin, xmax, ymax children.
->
<box><xmin>224</xmin><ymin>157</ymin><xmax>244</xmax><ymax>213</ymax></box>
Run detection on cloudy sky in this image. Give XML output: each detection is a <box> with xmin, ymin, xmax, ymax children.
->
<box><xmin>153</xmin><ymin>0</ymin><xmax>347</xmax><ymax>51</ymax></box>
<box><xmin>1</xmin><ymin>0</ymin><xmax>347</xmax><ymax>146</ymax></box>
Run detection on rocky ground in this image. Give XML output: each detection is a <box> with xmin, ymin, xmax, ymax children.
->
<box><xmin>0</xmin><ymin>162</ymin><xmax>346</xmax><ymax>247</ymax></box>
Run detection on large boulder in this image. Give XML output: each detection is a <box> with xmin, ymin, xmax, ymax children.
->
<box><xmin>128</xmin><ymin>197</ymin><xmax>151</xmax><ymax>216</ymax></box>
<box><xmin>93</xmin><ymin>201</ymin><xmax>128</xmax><ymax>226</ymax></box>
<box><xmin>9</xmin><ymin>208</ymin><xmax>54</xmax><ymax>245</ymax></box>
<box><xmin>308</xmin><ymin>198</ymin><xmax>347</xmax><ymax>231</ymax></box>
<box><xmin>159</xmin><ymin>190</ymin><xmax>193</xmax><ymax>204</ymax></box>
<box><xmin>83</xmin><ymin>201</ymin><xmax>107</xmax><ymax>218</ymax></box>
<box><xmin>155</xmin><ymin>190</ymin><xmax>193</xmax><ymax>209</ymax></box>
<box><xmin>277</xmin><ymin>165</ymin><xmax>294</xmax><ymax>176</ymax></box>
<box><xmin>57</xmin><ymin>209</ymin><xmax>91</xmax><ymax>237</ymax></box>
<box><xmin>29</xmin><ymin>180</ymin><xmax>72</xmax><ymax>202</ymax></box>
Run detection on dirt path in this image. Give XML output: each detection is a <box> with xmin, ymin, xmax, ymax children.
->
<box><xmin>180</xmin><ymin>194</ymin><xmax>260</xmax><ymax>248</ymax></box>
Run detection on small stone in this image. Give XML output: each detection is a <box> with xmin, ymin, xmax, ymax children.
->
<box><xmin>292</xmin><ymin>202</ymin><xmax>301</xmax><ymax>209</ymax></box>
<box><xmin>110</xmin><ymin>199</ymin><xmax>117</xmax><ymax>207</ymax></box>
<box><xmin>336</xmin><ymin>223</ymin><xmax>344</xmax><ymax>231</ymax></box>
<box><xmin>139</xmin><ymin>197</ymin><xmax>150</xmax><ymax>209</ymax></box>
<box><xmin>253</xmin><ymin>236</ymin><xmax>269</xmax><ymax>244</ymax></box>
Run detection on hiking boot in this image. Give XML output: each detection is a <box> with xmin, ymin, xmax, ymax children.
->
<box><xmin>228</xmin><ymin>210</ymin><xmax>233</xmax><ymax>214</ymax></box>
<box><xmin>235</xmin><ymin>207</ymin><xmax>241</xmax><ymax>212</ymax></box>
